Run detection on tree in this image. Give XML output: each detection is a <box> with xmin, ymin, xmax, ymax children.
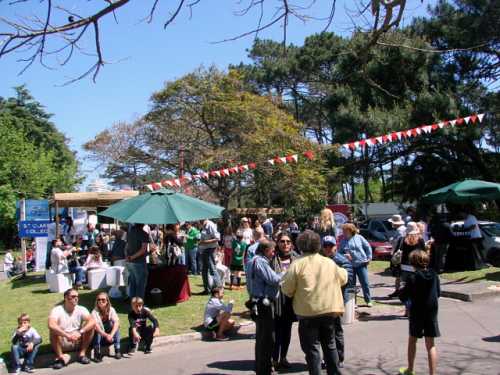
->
<box><xmin>0</xmin><ymin>0</ymin><xmax>413</xmax><ymax>82</ymax></box>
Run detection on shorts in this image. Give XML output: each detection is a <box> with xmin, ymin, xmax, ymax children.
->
<box><xmin>409</xmin><ymin>314</ymin><xmax>440</xmax><ymax>338</ymax></box>
<box><xmin>230</xmin><ymin>264</ymin><xmax>243</xmax><ymax>272</ymax></box>
<box><xmin>61</xmin><ymin>336</ymin><xmax>82</xmax><ymax>352</ymax></box>
<box><xmin>206</xmin><ymin>318</ymin><xmax>220</xmax><ymax>332</ymax></box>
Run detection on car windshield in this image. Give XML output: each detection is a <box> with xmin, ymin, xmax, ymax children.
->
<box><xmin>382</xmin><ymin>220</ymin><xmax>392</xmax><ymax>231</ymax></box>
<box><xmin>480</xmin><ymin>223</ymin><xmax>500</xmax><ymax>237</ymax></box>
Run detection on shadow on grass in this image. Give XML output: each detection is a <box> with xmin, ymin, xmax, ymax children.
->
<box><xmin>485</xmin><ymin>271</ymin><xmax>500</xmax><ymax>282</ymax></box>
<box><xmin>10</xmin><ymin>273</ymin><xmax>46</xmax><ymax>289</ymax></box>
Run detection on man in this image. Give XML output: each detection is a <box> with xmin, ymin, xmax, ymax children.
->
<box><xmin>282</xmin><ymin>230</ymin><xmax>347</xmax><ymax>375</ymax></box>
<box><xmin>50</xmin><ymin>239</ymin><xmax>85</xmax><ymax>288</ymax></box>
<box><xmin>321</xmin><ymin>235</ymin><xmax>354</xmax><ymax>369</ymax></box>
<box><xmin>126</xmin><ymin>223</ymin><xmax>150</xmax><ymax>299</ymax></box>
<box><xmin>48</xmin><ymin>288</ymin><xmax>95</xmax><ymax>369</ymax></box>
<box><xmin>245</xmin><ymin>229</ymin><xmax>264</xmax><ymax>270</ymax></box>
<box><xmin>198</xmin><ymin>219</ymin><xmax>222</xmax><ymax>294</ymax></box>
<box><xmin>185</xmin><ymin>222</ymin><xmax>201</xmax><ymax>275</ymax></box>
<box><xmin>247</xmin><ymin>240</ymin><xmax>282</xmax><ymax>375</ymax></box>
<box><xmin>260</xmin><ymin>214</ymin><xmax>274</xmax><ymax>239</ymax></box>
<box><xmin>462</xmin><ymin>207</ymin><xmax>486</xmax><ymax>267</ymax></box>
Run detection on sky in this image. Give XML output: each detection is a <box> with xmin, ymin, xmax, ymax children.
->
<box><xmin>0</xmin><ymin>0</ymin><xmax>433</xmax><ymax>190</ymax></box>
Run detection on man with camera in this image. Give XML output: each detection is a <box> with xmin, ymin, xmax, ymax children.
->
<box><xmin>246</xmin><ymin>240</ymin><xmax>283</xmax><ymax>375</ymax></box>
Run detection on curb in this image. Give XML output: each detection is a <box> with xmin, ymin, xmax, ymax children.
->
<box><xmin>1</xmin><ymin>321</ymin><xmax>256</xmax><ymax>372</ymax></box>
<box><xmin>441</xmin><ymin>289</ymin><xmax>500</xmax><ymax>302</ymax></box>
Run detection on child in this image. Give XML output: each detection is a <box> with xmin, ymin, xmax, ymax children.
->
<box><xmin>128</xmin><ymin>297</ymin><xmax>160</xmax><ymax>354</ymax></box>
<box><xmin>223</xmin><ymin>226</ymin><xmax>234</xmax><ymax>267</ymax></box>
<box><xmin>11</xmin><ymin>313</ymin><xmax>42</xmax><ymax>373</ymax></box>
<box><xmin>203</xmin><ymin>287</ymin><xmax>235</xmax><ymax>341</ymax></box>
<box><xmin>230</xmin><ymin>231</ymin><xmax>247</xmax><ymax>290</ymax></box>
<box><xmin>399</xmin><ymin>250</ymin><xmax>440</xmax><ymax>375</ymax></box>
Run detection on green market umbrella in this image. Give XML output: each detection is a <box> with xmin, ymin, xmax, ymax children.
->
<box><xmin>422</xmin><ymin>179</ymin><xmax>500</xmax><ymax>205</ymax></box>
<box><xmin>99</xmin><ymin>188</ymin><xmax>224</xmax><ymax>224</ymax></box>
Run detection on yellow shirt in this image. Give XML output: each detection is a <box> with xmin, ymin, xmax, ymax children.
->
<box><xmin>281</xmin><ymin>253</ymin><xmax>348</xmax><ymax>317</ymax></box>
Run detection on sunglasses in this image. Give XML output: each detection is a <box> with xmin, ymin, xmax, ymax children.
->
<box><xmin>97</xmin><ymin>298</ymin><xmax>107</xmax><ymax>302</ymax></box>
<box><xmin>279</xmin><ymin>240</ymin><xmax>292</xmax><ymax>244</ymax></box>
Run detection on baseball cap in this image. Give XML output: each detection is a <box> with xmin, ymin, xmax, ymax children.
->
<box><xmin>322</xmin><ymin>236</ymin><xmax>336</xmax><ymax>246</ymax></box>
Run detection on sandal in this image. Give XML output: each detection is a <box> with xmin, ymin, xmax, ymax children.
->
<box><xmin>77</xmin><ymin>356</ymin><xmax>91</xmax><ymax>365</ymax></box>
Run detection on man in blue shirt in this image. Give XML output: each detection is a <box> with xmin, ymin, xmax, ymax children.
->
<box><xmin>247</xmin><ymin>240</ymin><xmax>282</xmax><ymax>374</ymax></box>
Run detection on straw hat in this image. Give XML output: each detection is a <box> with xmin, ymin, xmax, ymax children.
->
<box><xmin>388</xmin><ymin>214</ymin><xmax>405</xmax><ymax>226</ymax></box>
<box><xmin>406</xmin><ymin>221</ymin><xmax>420</xmax><ymax>236</ymax></box>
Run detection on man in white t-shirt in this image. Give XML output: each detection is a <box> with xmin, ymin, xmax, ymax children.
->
<box><xmin>48</xmin><ymin>288</ymin><xmax>95</xmax><ymax>369</ymax></box>
<box><xmin>463</xmin><ymin>209</ymin><xmax>486</xmax><ymax>264</ymax></box>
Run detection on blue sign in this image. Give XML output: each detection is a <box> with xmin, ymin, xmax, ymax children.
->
<box><xmin>16</xmin><ymin>200</ymin><xmax>50</xmax><ymax>221</ymax></box>
<box><xmin>19</xmin><ymin>220</ymin><xmax>50</xmax><ymax>238</ymax></box>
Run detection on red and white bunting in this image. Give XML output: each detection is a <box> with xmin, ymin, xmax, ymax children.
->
<box><xmin>268</xmin><ymin>159</ymin><xmax>275</xmax><ymax>166</ymax></box>
<box><xmin>478</xmin><ymin>113</ymin><xmax>485</xmax><ymax>122</ymax></box>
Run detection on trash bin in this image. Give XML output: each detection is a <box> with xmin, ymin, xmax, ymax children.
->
<box><xmin>150</xmin><ymin>288</ymin><xmax>163</xmax><ymax>306</ymax></box>
<box><xmin>341</xmin><ymin>293</ymin><xmax>356</xmax><ymax>325</ymax></box>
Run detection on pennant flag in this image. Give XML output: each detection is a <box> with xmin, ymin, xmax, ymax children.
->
<box><xmin>464</xmin><ymin>116</ymin><xmax>471</xmax><ymax>124</ymax></box>
<box><xmin>348</xmin><ymin>142</ymin><xmax>356</xmax><ymax>151</ymax></box>
<box><xmin>248</xmin><ymin>163</ymin><xmax>257</xmax><ymax>169</ymax></box>
<box><xmin>449</xmin><ymin>119</ymin><xmax>457</xmax><ymax>127</ymax></box>
<box><xmin>456</xmin><ymin>117</ymin><xmax>464</xmax><ymax>126</ymax></box>
<box><xmin>279</xmin><ymin>156</ymin><xmax>287</xmax><ymax>164</ymax></box>
<box><xmin>303</xmin><ymin>150</ymin><xmax>315</xmax><ymax>160</ymax></box>
<box><xmin>238</xmin><ymin>165</ymin><xmax>249</xmax><ymax>173</ymax></box>
<box><xmin>382</xmin><ymin>135</ymin><xmax>390</xmax><ymax>143</ymax></box>
<box><xmin>152</xmin><ymin>182</ymin><xmax>162</xmax><ymax>190</ymax></box>
<box><xmin>438</xmin><ymin>122</ymin><xmax>445</xmax><ymax>129</ymax></box>
<box><xmin>376</xmin><ymin>136</ymin><xmax>383</xmax><ymax>144</ymax></box>
<box><xmin>431</xmin><ymin>124</ymin><xmax>439</xmax><ymax>131</ymax></box>
<box><xmin>228</xmin><ymin>167</ymin><xmax>238</xmax><ymax>174</ymax></box>
<box><xmin>268</xmin><ymin>159</ymin><xmax>275</xmax><ymax>166</ymax></box>
<box><xmin>478</xmin><ymin>113</ymin><xmax>485</xmax><ymax>122</ymax></box>
<box><xmin>222</xmin><ymin>168</ymin><xmax>230</xmax><ymax>176</ymax></box>
<box><xmin>274</xmin><ymin>156</ymin><xmax>284</xmax><ymax>164</ymax></box>
<box><xmin>145</xmin><ymin>184</ymin><xmax>154</xmax><ymax>191</ymax></box>
<box><xmin>469</xmin><ymin>114</ymin><xmax>478</xmax><ymax>124</ymax></box>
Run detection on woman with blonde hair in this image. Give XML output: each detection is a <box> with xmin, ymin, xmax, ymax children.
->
<box><xmin>92</xmin><ymin>292</ymin><xmax>121</xmax><ymax>361</ymax></box>
<box><xmin>339</xmin><ymin>223</ymin><xmax>373</xmax><ymax>306</ymax></box>
<box><xmin>318</xmin><ymin>208</ymin><xmax>336</xmax><ymax>242</ymax></box>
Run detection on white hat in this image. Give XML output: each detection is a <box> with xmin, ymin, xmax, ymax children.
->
<box><xmin>388</xmin><ymin>214</ymin><xmax>405</xmax><ymax>226</ymax></box>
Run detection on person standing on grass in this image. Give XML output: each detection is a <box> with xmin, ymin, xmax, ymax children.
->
<box><xmin>230</xmin><ymin>230</ymin><xmax>246</xmax><ymax>290</ymax></box>
<box><xmin>185</xmin><ymin>222</ymin><xmax>201</xmax><ymax>275</ymax></box>
<box><xmin>398</xmin><ymin>250</ymin><xmax>440</xmax><ymax>375</ymax></box>
<box><xmin>126</xmin><ymin>223</ymin><xmax>151</xmax><ymax>299</ymax></box>
<box><xmin>48</xmin><ymin>288</ymin><xmax>95</xmax><ymax>369</ymax></box>
<box><xmin>199</xmin><ymin>219</ymin><xmax>222</xmax><ymax>294</ymax></box>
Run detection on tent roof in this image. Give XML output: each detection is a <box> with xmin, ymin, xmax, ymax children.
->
<box><xmin>51</xmin><ymin>191</ymin><xmax>140</xmax><ymax>208</ymax></box>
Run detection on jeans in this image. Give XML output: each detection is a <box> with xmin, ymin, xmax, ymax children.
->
<box><xmin>187</xmin><ymin>247</ymin><xmax>199</xmax><ymax>274</ymax></box>
<box><xmin>69</xmin><ymin>265</ymin><xmax>86</xmax><ymax>285</ymax></box>
<box><xmin>196</xmin><ymin>248</ymin><xmax>203</xmax><ymax>275</ymax></box>
<box><xmin>353</xmin><ymin>265</ymin><xmax>371</xmax><ymax>303</ymax></box>
<box><xmin>11</xmin><ymin>344</ymin><xmax>40</xmax><ymax>369</ymax></box>
<box><xmin>93</xmin><ymin>321</ymin><xmax>121</xmax><ymax>352</ymax></box>
<box><xmin>127</xmin><ymin>262</ymin><xmax>148</xmax><ymax>299</ymax></box>
<box><xmin>201</xmin><ymin>248</ymin><xmax>221</xmax><ymax>292</ymax></box>
<box><xmin>298</xmin><ymin>316</ymin><xmax>342</xmax><ymax>375</ymax></box>
<box><xmin>255</xmin><ymin>303</ymin><xmax>275</xmax><ymax>375</ymax></box>
<box><xmin>333</xmin><ymin>316</ymin><xmax>344</xmax><ymax>363</ymax></box>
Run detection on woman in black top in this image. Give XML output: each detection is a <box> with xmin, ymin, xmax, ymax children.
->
<box><xmin>271</xmin><ymin>232</ymin><xmax>299</xmax><ymax>370</ymax></box>
<box><xmin>164</xmin><ymin>224</ymin><xmax>185</xmax><ymax>265</ymax></box>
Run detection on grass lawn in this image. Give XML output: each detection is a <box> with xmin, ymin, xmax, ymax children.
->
<box><xmin>0</xmin><ymin>273</ymin><xmax>250</xmax><ymax>361</ymax></box>
<box><xmin>440</xmin><ymin>267</ymin><xmax>500</xmax><ymax>283</ymax></box>
<box><xmin>368</xmin><ymin>260</ymin><xmax>391</xmax><ymax>274</ymax></box>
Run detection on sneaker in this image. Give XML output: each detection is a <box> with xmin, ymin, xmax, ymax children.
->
<box><xmin>52</xmin><ymin>359</ymin><xmax>65</xmax><ymax>370</ymax></box>
<box><xmin>77</xmin><ymin>356</ymin><xmax>91</xmax><ymax>365</ymax></box>
<box><xmin>366</xmin><ymin>301</ymin><xmax>373</xmax><ymax>307</ymax></box>
<box><xmin>144</xmin><ymin>347</ymin><xmax>152</xmax><ymax>354</ymax></box>
<box><xmin>115</xmin><ymin>351</ymin><xmax>122</xmax><ymax>360</ymax></box>
<box><xmin>215</xmin><ymin>336</ymin><xmax>229</xmax><ymax>341</ymax></box>
<box><xmin>339</xmin><ymin>362</ymin><xmax>344</xmax><ymax>368</ymax></box>
<box><xmin>14</xmin><ymin>368</ymin><xmax>21</xmax><ymax>374</ymax></box>
<box><xmin>24</xmin><ymin>367</ymin><xmax>35</xmax><ymax>373</ymax></box>
<box><xmin>399</xmin><ymin>367</ymin><xmax>416</xmax><ymax>375</ymax></box>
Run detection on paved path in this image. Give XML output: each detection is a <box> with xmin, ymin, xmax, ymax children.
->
<box><xmin>32</xmin><ymin>295</ymin><xmax>500</xmax><ymax>375</ymax></box>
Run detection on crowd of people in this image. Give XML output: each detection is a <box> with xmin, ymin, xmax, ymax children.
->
<box><xmin>8</xmin><ymin>208</ymin><xmax>442</xmax><ymax>375</ymax></box>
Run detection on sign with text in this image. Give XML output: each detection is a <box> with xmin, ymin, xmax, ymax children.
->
<box><xmin>19</xmin><ymin>220</ymin><xmax>50</xmax><ymax>238</ymax></box>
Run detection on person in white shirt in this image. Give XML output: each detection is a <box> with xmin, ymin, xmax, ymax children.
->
<box><xmin>48</xmin><ymin>288</ymin><xmax>95</xmax><ymax>369</ymax></box>
<box><xmin>463</xmin><ymin>208</ymin><xmax>486</xmax><ymax>265</ymax></box>
<box><xmin>4</xmin><ymin>249</ymin><xmax>15</xmax><ymax>278</ymax></box>
<box><xmin>203</xmin><ymin>287</ymin><xmax>235</xmax><ymax>340</ymax></box>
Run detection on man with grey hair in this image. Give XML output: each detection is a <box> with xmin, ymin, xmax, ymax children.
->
<box><xmin>282</xmin><ymin>230</ymin><xmax>347</xmax><ymax>375</ymax></box>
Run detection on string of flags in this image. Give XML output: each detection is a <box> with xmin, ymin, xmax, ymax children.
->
<box><xmin>145</xmin><ymin>113</ymin><xmax>485</xmax><ymax>191</ymax></box>
<box><xmin>145</xmin><ymin>151</ymin><xmax>315</xmax><ymax>191</ymax></box>
<box><xmin>341</xmin><ymin>113</ymin><xmax>485</xmax><ymax>151</ymax></box>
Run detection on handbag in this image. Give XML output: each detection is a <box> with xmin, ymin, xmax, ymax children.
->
<box><xmin>391</xmin><ymin>249</ymin><xmax>402</xmax><ymax>266</ymax></box>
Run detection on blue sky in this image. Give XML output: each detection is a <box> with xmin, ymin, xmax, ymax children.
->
<box><xmin>0</xmin><ymin>0</ymin><xmax>432</xmax><ymax>190</ymax></box>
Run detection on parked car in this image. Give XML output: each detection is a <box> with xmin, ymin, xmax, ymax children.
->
<box><xmin>359</xmin><ymin>219</ymin><xmax>398</xmax><ymax>242</ymax></box>
<box><xmin>451</xmin><ymin>221</ymin><xmax>500</xmax><ymax>266</ymax></box>
<box><xmin>370</xmin><ymin>241</ymin><xmax>393</xmax><ymax>261</ymax></box>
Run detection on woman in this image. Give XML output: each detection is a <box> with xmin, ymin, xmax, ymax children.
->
<box><xmin>164</xmin><ymin>224</ymin><xmax>185</xmax><ymax>266</ymax></box>
<box><xmin>238</xmin><ymin>217</ymin><xmax>254</xmax><ymax>246</ymax></box>
<box><xmin>84</xmin><ymin>246</ymin><xmax>105</xmax><ymax>269</ymax></box>
<box><xmin>318</xmin><ymin>208</ymin><xmax>336</xmax><ymax>241</ymax></box>
<box><xmin>271</xmin><ymin>232</ymin><xmax>299</xmax><ymax>370</ymax></box>
<box><xmin>92</xmin><ymin>292</ymin><xmax>121</xmax><ymax>360</ymax></box>
<box><xmin>393</xmin><ymin>222</ymin><xmax>426</xmax><ymax>294</ymax></box>
<box><xmin>339</xmin><ymin>223</ymin><xmax>373</xmax><ymax>307</ymax></box>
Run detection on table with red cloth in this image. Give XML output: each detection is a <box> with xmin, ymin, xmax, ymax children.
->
<box><xmin>146</xmin><ymin>264</ymin><xmax>191</xmax><ymax>305</ymax></box>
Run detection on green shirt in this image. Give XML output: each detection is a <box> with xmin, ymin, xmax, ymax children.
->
<box><xmin>185</xmin><ymin>227</ymin><xmax>201</xmax><ymax>251</ymax></box>
<box><xmin>231</xmin><ymin>239</ymin><xmax>247</xmax><ymax>267</ymax></box>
